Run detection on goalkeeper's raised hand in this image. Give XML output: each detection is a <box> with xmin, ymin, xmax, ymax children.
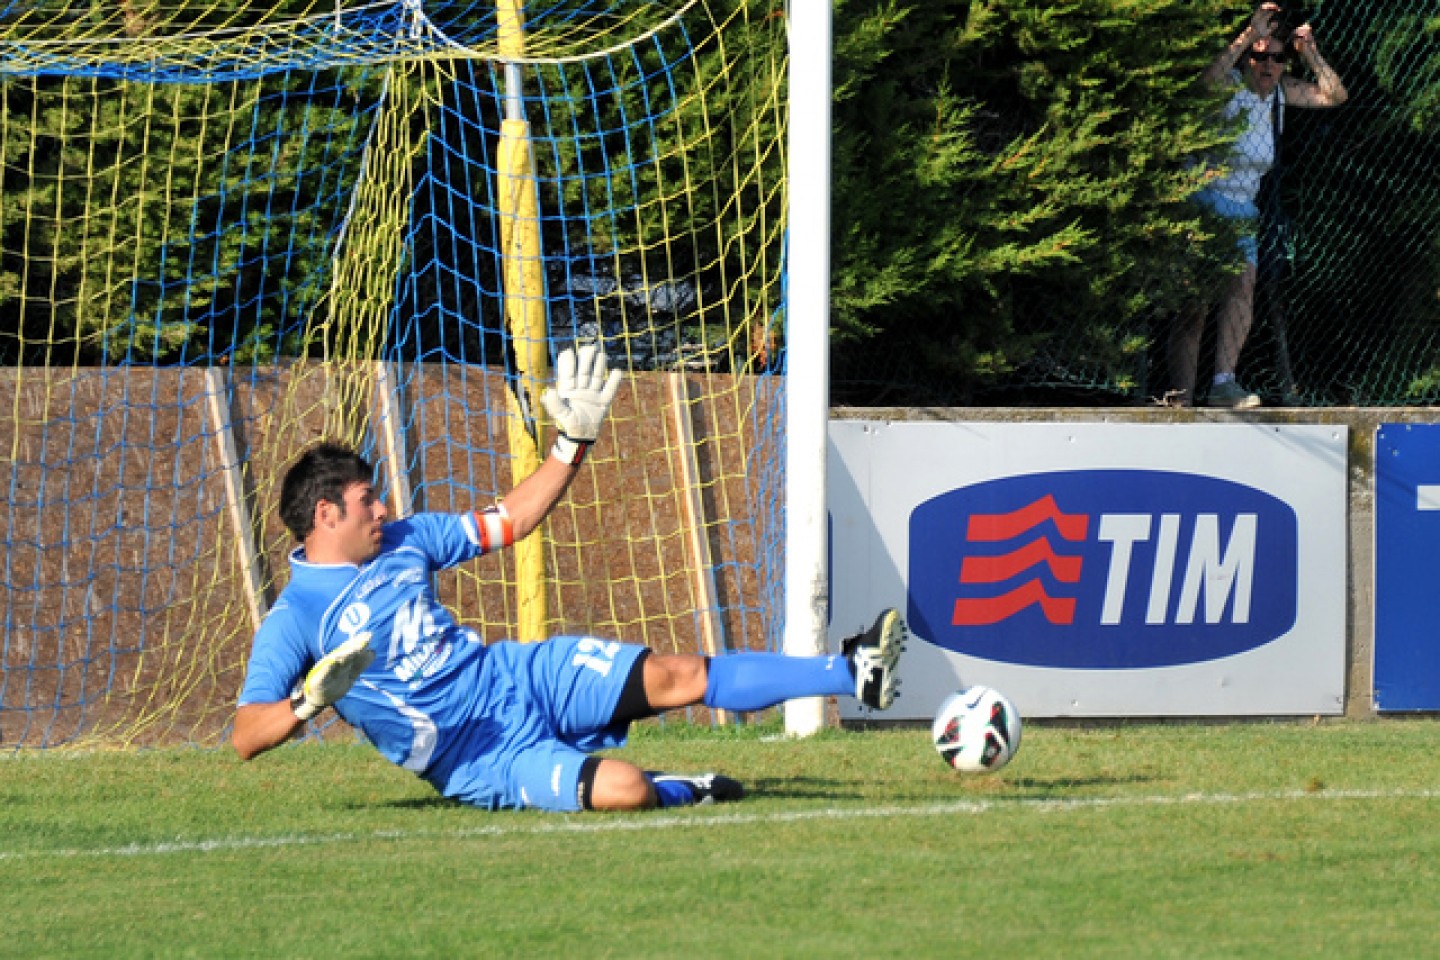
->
<box><xmin>541</xmin><ymin>344</ymin><xmax>624</xmax><ymax>465</ymax></box>
<box><xmin>291</xmin><ymin>634</ymin><xmax>375</xmax><ymax>721</ymax></box>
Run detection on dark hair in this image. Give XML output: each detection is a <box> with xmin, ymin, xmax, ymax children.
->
<box><xmin>278</xmin><ymin>442</ymin><xmax>375</xmax><ymax>541</ymax></box>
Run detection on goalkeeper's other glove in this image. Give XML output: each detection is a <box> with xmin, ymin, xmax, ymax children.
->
<box><xmin>291</xmin><ymin>634</ymin><xmax>375</xmax><ymax>721</ymax></box>
<box><xmin>541</xmin><ymin>343</ymin><xmax>624</xmax><ymax>465</ymax></box>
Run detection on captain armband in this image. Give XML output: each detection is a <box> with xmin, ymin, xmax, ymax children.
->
<box><xmin>474</xmin><ymin>502</ymin><xmax>515</xmax><ymax>553</ymax></box>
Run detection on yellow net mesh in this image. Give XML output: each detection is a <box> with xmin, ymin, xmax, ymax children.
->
<box><xmin>0</xmin><ymin>0</ymin><xmax>789</xmax><ymax>747</ymax></box>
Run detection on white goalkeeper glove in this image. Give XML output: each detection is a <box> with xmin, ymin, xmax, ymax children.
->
<box><xmin>541</xmin><ymin>343</ymin><xmax>624</xmax><ymax>465</ymax></box>
<box><xmin>291</xmin><ymin>634</ymin><xmax>375</xmax><ymax>721</ymax></box>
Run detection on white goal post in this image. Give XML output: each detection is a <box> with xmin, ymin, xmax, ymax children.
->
<box><xmin>783</xmin><ymin>0</ymin><xmax>834</xmax><ymax>738</ymax></box>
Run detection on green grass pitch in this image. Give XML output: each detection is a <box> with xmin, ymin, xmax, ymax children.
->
<box><xmin>6</xmin><ymin>718</ymin><xmax>1440</xmax><ymax>958</ymax></box>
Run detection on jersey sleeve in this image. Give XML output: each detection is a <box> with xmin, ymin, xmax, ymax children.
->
<box><xmin>385</xmin><ymin>511</ymin><xmax>503</xmax><ymax>570</ymax></box>
<box><xmin>236</xmin><ymin>599</ymin><xmax>312</xmax><ymax>706</ymax></box>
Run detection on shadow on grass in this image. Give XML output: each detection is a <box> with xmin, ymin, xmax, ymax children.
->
<box><xmin>746</xmin><ymin>772</ymin><xmax>1161</xmax><ymax>801</ymax></box>
<box><xmin>339</xmin><ymin>774</ymin><xmax>1162</xmax><ymax>812</ymax></box>
<box><xmin>347</xmin><ymin>795</ymin><xmax>462</xmax><ymax>811</ymax></box>
<box><xmin>743</xmin><ymin>777</ymin><xmax>876</xmax><ymax>801</ymax></box>
<box><xmin>1004</xmin><ymin>774</ymin><xmax>1162</xmax><ymax>792</ymax></box>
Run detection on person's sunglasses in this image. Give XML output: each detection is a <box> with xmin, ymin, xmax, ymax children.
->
<box><xmin>1248</xmin><ymin>51</ymin><xmax>1287</xmax><ymax>64</ymax></box>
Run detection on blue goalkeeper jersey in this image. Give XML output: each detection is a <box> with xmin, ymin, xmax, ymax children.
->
<box><xmin>239</xmin><ymin>512</ymin><xmax>500</xmax><ymax>779</ymax></box>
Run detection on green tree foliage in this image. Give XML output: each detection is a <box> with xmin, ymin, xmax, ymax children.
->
<box><xmin>7</xmin><ymin>0</ymin><xmax>1237</xmax><ymax>385</ymax></box>
<box><xmin>527</xmin><ymin>0</ymin><xmax>790</xmax><ymax>369</ymax></box>
<box><xmin>1291</xmin><ymin>6</ymin><xmax>1440</xmax><ymax>403</ymax></box>
<box><xmin>10</xmin><ymin>0</ymin><xmax>1440</xmax><ymax>408</ymax></box>
<box><xmin>828</xmin><ymin>0</ymin><xmax>1240</xmax><ymax>402</ymax></box>
<box><xmin>367</xmin><ymin>2</ymin><xmax>791</xmax><ymax>373</ymax></box>
<box><xmin>0</xmin><ymin>68</ymin><xmax>379</xmax><ymax>365</ymax></box>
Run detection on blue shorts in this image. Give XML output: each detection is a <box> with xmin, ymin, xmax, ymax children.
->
<box><xmin>1193</xmin><ymin>187</ymin><xmax>1259</xmax><ymax>267</ymax></box>
<box><xmin>432</xmin><ymin>636</ymin><xmax>648</xmax><ymax>812</ymax></box>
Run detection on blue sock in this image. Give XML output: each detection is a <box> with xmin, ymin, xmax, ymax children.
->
<box><xmin>648</xmin><ymin>774</ymin><xmax>696</xmax><ymax>808</ymax></box>
<box><xmin>703</xmin><ymin>652</ymin><xmax>854</xmax><ymax>713</ymax></box>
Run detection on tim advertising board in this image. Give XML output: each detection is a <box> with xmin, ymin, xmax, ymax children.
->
<box><xmin>829</xmin><ymin>421</ymin><xmax>1346</xmax><ymax>719</ymax></box>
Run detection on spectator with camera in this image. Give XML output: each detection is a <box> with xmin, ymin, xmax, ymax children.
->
<box><xmin>1168</xmin><ymin>2</ymin><xmax>1347</xmax><ymax>408</ymax></box>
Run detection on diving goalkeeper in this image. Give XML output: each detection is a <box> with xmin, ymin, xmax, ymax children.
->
<box><xmin>232</xmin><ymin>345</ymin><xmax>906</xmax><ymax>812</ymax></box>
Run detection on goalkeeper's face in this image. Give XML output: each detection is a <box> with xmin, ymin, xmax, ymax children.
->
<box><xmin>329</xmin><ymin>480</ymin><xmax>388</xmax><ymax>563</ymax></box>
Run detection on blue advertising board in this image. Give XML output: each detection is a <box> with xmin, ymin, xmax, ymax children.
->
<box><xmin>1374</xmin><ymin>424</ymin><xmax>1440</xmax><ymax>710</ymax></box>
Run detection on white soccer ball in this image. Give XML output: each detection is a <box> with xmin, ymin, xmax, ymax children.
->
<box><xmin>931</xmin><ymin>685</ymin><xmax>1022</xmax><ymax>774</ymax></box>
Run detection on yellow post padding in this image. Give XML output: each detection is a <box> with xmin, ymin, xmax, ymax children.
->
<box><xmin>496</xmin><ymin>0</ymin><xmax>525</xmax><ymax>60</ymax></box>
<box><xmin>497</xmin><ymin>117</ymin><xmax>551</xmax><ymax>642</ymax></box>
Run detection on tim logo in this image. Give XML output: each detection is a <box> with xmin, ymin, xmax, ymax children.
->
<box><xmin>907</xmin><ymin>470</ymin><xmax>1299</xmax><ymax>668</ymax></box>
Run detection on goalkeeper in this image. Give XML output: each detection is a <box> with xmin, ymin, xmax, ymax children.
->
<box><xmin>232</xmin><ymin>345</ymin><xmax>906</xmax><ymax>812</ymax></box>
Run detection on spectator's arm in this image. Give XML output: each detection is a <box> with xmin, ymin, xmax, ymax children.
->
<box><xmin>1284</xmin><ymin>25</ymin><xmax>1349</xmax><ymax>108</ymax></box>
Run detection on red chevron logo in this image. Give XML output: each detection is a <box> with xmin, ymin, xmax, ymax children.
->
<box><xmin>960</xmin><ymin>537</ymin><xmax>1083</xmax><ymax>584</ymax></box>
<box><xmin>966</xmin><ymin>494</ymin><xmax>1088</xmax><ymax>542</ymax></box>
<box><xmin>953</xmin><ymin>495</ymin><xmax>1089</xmax><ymax>626</ymax></box>
<box><xmin>953</xmin><ymin>580</ymin><xmax>1078</xmax><ymax>626</ymax></box>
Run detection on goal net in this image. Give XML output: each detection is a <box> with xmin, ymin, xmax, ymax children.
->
<box><xmin>0</xmin><ymin>0</ymin><xmax>790</xmax><ymax>748</ymax></box>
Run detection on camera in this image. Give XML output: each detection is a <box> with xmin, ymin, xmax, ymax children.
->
<box><xmin>1273</xmin><ymin>7</ymin><xmax>1312</xmax><ymax>41</ymax></box>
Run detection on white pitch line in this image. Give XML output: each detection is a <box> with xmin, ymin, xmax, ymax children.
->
<box><xmin>4</xmin><ymin>787</ymin><xmax>1439</xmax><ymax>863</ymax></box>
